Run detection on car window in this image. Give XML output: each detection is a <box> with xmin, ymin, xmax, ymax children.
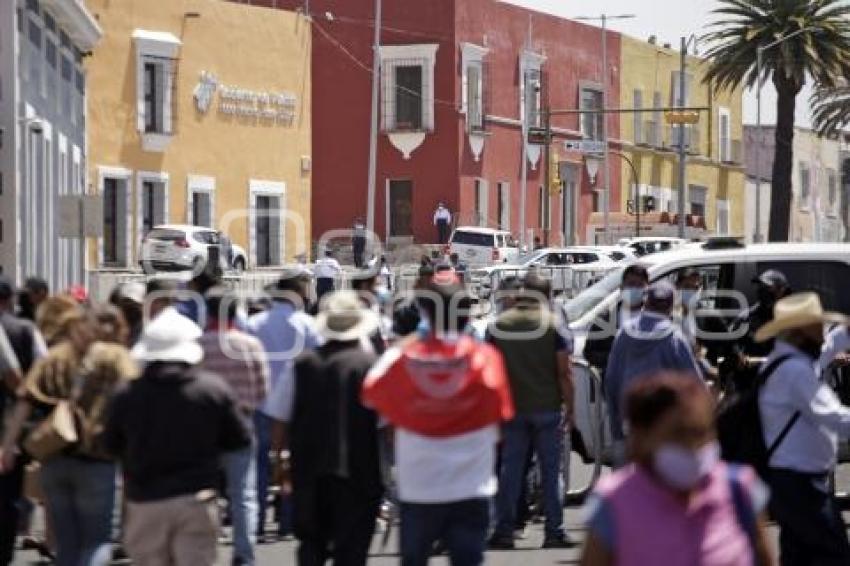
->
<box><xmin>609</xmin><ymin>251</ymin><xmax>626</xmax><ymax>261</ymax></box>
<box><xmin>657</xmin><ymin>263</ymin><xmax>736</xmax><ymax>312</ymax></box>
<box><xmin>451</xmin><ymin>231</ymin><xmax>494</xmax><ymax>247</ymax></box>
<box><xmin>504</xmin><ymin>234</ymin><xmax>518</xmax><ymax>248</ymax></box>
<box><xmin>147</xmin><ymin>229</ymin><xmax>185</xmax><ymax>242</ymax></box>
<box><xmin>757</xmin><ymin>260</ymin><xmax>850</xmax><ymax>313</ymax></box>
<box><xmin>495</xmin><ymin>235</ymin><xmax>505</xmax><ymax>247</ymax></box>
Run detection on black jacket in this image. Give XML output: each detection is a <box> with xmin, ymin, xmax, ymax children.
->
<box><xmin>103</xmin><ymin>362</ymin><xmax>250</xmax><ymax>502</ymax></box>
<box><xmin>291</xmin><ymin>341</ymin><xmax>382</xmax><ymax>498</ymax></box>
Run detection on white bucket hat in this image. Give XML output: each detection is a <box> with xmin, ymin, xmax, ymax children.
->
<box><xmin>755</xmin><ymin>292</ymin><xmax>849</xmax><ymax>343</ymax></box>
<box><xmin>315</xmin><ymin>291</ymin><xmax>379</xmax><ymax>342</ymax></box>
<box><xmin>131</xmin><ymin>307</ymin><xmax>203</xmax><ymax>364</ymax></box>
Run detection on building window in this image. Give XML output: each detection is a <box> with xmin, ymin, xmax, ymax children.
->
<box><xmin>138</xmin><ymin>178</ymin><xmax>167</xmax><ymax>245</ymax></box>
<box><xmin>799</xmin><ymin>163</ymin><xmax>811</xmax><ymax>209</ymax></box>
<box><xmin>649</xmin><ymin>91</ymin><xmax>662</xmax><ymax>147</ymax></box>
<box><xmin>141</xmin><ymin>57</ymin><xmax>174</xmax><ymax>134</ymax></box>
<box><xmin>45</xmin><ymin>38</ymin><xmax>57</xmax><ymax>100</ymax></box>
<box><xmin>474</xmin><ymin>179</ymin><xmax>488</xmax><ymax>227</ymax></box>
<box><xmin>498</xmin><ymin>182</ymin><xmax>510</xmax><ymax>230</ymax></box>
<box><xmin>395</xmin><ymin>65</ymin><xmax>423</xmax><ymax>130</ymax></box>
<box><xmin>828</xmin><ymin>168</ymin><xmax>838</xmax><ymax>215</ymax></box>
<box><xmin>580</xmin><ymin>87</ymin><xmax>603</xmax><ymax>141</ymax></box>
<box><xmin>719</xmin><ymin>107</ymin><xmax>731</xmax><ymax>162</ymax></box>
<box><xmin>523</xmin><ymin>68</ymin><xmax>542</xmax><ymax>129</ymax></box>
<box><xmin>249</xmin><ymin>180</ymin><xmax>285</xmax><ymax>267</ymax></box>
<box><xmin>61</xmin><ymin>53</ymin><xmax>72</xmax><ymax>118</ymax></box>
<box><xmin>716</xmin><ymin>199</ymin><xmax>730</xmax><ymax>235</ymax></box>
<box><xmin>379</xmin><ymin>44</ymin><xmax>438</xmax><ymax>133</ymax></box>
<box><xmin>133</xmin><ymin>29</ymin><xmax>181</xmax><ymax>151</ymax></box>
<box><xmin>28</xmin><ymin>17</ymin><xmax>42</xmax><ymax>87</ymax></box>
<box><xmin>187</xmin><ymin>176</ymin><xmax>215</xmax><ymax>228</ymax></box>
<box><xmin>102</xmin><ymin>176</ymin><xmax>130</xmax><ymax>267</ymax></box>
<box><xmin>671</xmin><ymin>71</ymin><xmax>693</xmax><ymax>107</ymax></box>
<box><xmin>466</xmin><ymin>63</ymin><xmax>485</xmax><ymax>133</ymax></box>
<box><xmin>689</xmin><ymin>184</ymin><xmax>708</xmax><ymax>217</ymax></box>
<box><xmin>633</xmin><ymin>89</ymin><xmax>643</xmax><ymax>144</ymax></box>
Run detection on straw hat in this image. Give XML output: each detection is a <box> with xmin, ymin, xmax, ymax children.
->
<box><xmin>315</xmin><ymin>291</ymin><xmax>379</xmax><ymax>342</ymax></box>
<box><xmin>131</xmin><ymin>308</ymin><xmax>203</xmax><ymax>364</ymax></box>
<box><xmin>755</xmin><ymin>292</ymin><xmax>849</xmax><ymax>342</ymax></box>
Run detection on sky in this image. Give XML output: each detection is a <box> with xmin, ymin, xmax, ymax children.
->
<box><xmin>502</xmin><ymin>0</ymin><xmax>814</xmax><ymax>128</ymax></box>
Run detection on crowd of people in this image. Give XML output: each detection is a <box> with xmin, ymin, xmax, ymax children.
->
<box><xmin>0</xmin><ymin>256</ymin><xmax>850</xmax><ymax>566</ymax></box>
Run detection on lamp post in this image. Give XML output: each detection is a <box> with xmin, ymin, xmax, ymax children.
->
<box><xmin>575</xmin><ymin>13</ymin><xmax>635</xmax><ymax>244</ymax></box>
<box><xmin>753</xmin><ymin>27</ymin><xmax>812</xmax><ymax>243</ymax></box>
<box><xmin>676</xmin><ymin>34</ymin><xmax>698</xmax><ymax>239</ymax></box>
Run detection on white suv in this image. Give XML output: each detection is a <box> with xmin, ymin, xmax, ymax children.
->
<box><xmin>139</xmin><ymin>224</ymin><xmax>248</xmax><ymax>274</ymax></box>
<box><xmin>447</xmin><ymin>226</ymin><xmax>519</xmax><ymax>266</ymax></box>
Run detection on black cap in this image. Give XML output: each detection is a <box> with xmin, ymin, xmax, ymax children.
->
<box><xmin>752</xmin><ymin>269</ymin><xmax>788</xmax><ymax>289</ymax></box>
<box><xmin>0</xmin><ymin>276</ymin><xmax>13</xmax><ymax>301</ymax></box>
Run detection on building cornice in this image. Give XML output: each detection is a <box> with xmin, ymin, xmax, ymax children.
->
<box><xmin>42</xmin><ymin>0</ymin><xmax>102</xmax><ymax>52</ymax></box>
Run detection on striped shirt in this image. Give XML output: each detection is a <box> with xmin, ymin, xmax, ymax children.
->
<box><xmin>199</xmin><ymin>329</ymin><xmax>269</xmax><ymax>413</ymax></box>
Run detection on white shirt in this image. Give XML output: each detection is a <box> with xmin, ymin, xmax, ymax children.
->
<box><xmin>433</xmin><ymin>207</ymin><xmax>452</xmax><ymax>225</ymax></box>
<box><xmin>760</xmin><ymin>340</ymin><xmax>850</xmax><ymax>473</ymax></box>
<box><xmin>395</xmin><ymin>425</ymin><xmax>499</xmax><ymax>503</ymax></box>
<box><xmin>313</xmin><ymin>257</ymin><xmax>342</xmax><ymax>279</ymax></box>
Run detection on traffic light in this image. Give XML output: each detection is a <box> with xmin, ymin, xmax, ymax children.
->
<box><xmin>548</xmin><ymin>152</ymin><xmax>561</xmax><ymax>195</ymax></box>
<box><xmin>665</xmin><ymin>110</ymin><xmax>700</xmax><ymax>125</ymax></box>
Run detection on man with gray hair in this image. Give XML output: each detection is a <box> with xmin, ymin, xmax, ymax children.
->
<box><xmin>604</xmin><ymin>280</ymin><xmax>703</xmax><ymax>464</ymax></box>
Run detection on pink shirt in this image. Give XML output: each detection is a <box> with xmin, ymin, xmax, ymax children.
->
<box><xmin>586</xmin><ymin>463</ymin><xmax>766</xmax><ymax>566</ymax></box>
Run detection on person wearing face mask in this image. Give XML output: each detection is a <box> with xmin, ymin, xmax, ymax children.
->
<box><xmin>583</xmin><ymin>265</ymin><xmax>649</xmax><ymax>378</ymax></box>
<box><xmin>604</xmin><ymin>281</ymin><xmax>704</xmax><ymax>466</ymax></box>
<box><xmin>581</xmin><ymin>374</ymin><xmax>773</xmax><ymax>566</ymax></box>
<box><xmin>755</xmin><ymin>292</ymin><xmax>850</xmax><ymax>566</ymax></box>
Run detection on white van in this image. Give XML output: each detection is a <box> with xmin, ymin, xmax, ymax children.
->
<box><xmin>565</xmin><ymin>242</ymin><xmax>850</xmax><ymax>356</ymax></box>
<box><xmin>448</xmin><ymin>226</ymin><xmax>519</xmax><ymax>265</ymax></box>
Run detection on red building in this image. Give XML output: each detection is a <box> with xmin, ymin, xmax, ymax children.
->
<box><xmin>249</xmin><ymin>0</ymin><xmax>621</xmax><ymax>246</ymax></box>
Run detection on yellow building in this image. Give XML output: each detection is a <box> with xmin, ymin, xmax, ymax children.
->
<box><xmin>617</xmin><ymin>35</ymin><xmax>745</xmax><ymax>237</ymax></box>
<box><xmin>85</xmin><ymin>0</ymin><xmax>310</xmax><ymax>270</ymax></box>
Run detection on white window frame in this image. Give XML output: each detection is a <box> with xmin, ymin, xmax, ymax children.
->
<box><xmin>716</xmin><ymin>199</ymin><xmax>730</xmax><ymax>235</ymax></box>
<box><xmin>498</xmin><ymin>181</ymin><xmax>511</xmax><ymax>231</ymax></box>
<box><xmin>132</xmin><ymin>29</ymin><xmax>181</xmax><ymax>152</ymax></box>
<box><xmin>249</xmin><ymin>179</ymin><xmax>286</xmax><ymax>268</ymax></box>
<box><xmin>26</xmin><ymin>11</ymin><xmax>44</xmax><ymax>93</ymax></box>
<box><xmin>59</xmin><ymin>44</ymin><xmax>73</xmax><ymax>117</ymax></box>
<box><xmin>97</xmin><ymin>166</ymin><xmax>133</xmax><ymax>268</ymax></box>
<box><xmin>135</xmin><ymin>171</ymin><xmax>169</xmax><ymax>258</ymax></box>
<box><xmin>72</xmin><ymin>145</ymin><xmax>85</xmax><ymax>279</ymax></box>
<box><xmin>718</xmin><ymin>107</ymin><xmax>731</xmax><ymax>162</ymax></box>
<box><xmin>379</xmin><ymin>44</ymin><xmax>439</xmax><ymax>133</ymax></box>
<box><xmin>187</xmin><ymin>175</ymin><xmax>216</xmax><ymax>228</ymax></box>
<box><xmin>474</xmin><ymin>178</ymin><xmax>489</xmax><ymax>227</ymax></box>
<box><xmin>579</xmin><ymin>83</ymin><xmax>604</xmax><ymax>142</ymax></box>
<box><xmin>461</xmin><ymin>43</ymin><xmax>488</xmax><ymax>133</ymax></box>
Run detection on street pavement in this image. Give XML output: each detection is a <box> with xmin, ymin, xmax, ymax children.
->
<box><xmin>13</xmin><ymin>461</ymin><xmax>850</xmax><ymax>565</ymax></box>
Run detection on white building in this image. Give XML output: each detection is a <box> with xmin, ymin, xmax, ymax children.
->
<box><xmin>0</xmin><ymin>0</ymin><xmax>101</xmax><ymax>289</ymax></box>
<box><xmin>744</xmin><ymin>126</ymin><xmax>846</xmax><ymax>243</ymax></box>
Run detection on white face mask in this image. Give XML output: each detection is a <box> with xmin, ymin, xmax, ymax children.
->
<box><xmin>621</xmin><ymin>286</ymin><xmax>645</xmax><ymax>307</ymax></box>
<box><xmin>653</xmin><ymin>440</ymin><xmax>720</xmax><ymax>491</ymax></box>
<box><xmin>679</xmin><ymin>289</ymin><xmax>701</xmax><ymax>309</ymax></box>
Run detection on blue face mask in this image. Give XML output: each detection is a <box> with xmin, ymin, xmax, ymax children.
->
<box><xmin>621</xmin><ymin>286</ymin><xmax>645</xmax><ymax>307</ymax></box>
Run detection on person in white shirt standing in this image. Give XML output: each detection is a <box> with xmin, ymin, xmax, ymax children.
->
<box><xmin>433</xmin><ymin>202</ymin><xmax>452</xmax><ymax>245</ymax></box>
<box><xmin>756</xmin><ymin>292</ymin><xmax>850</xmax><ymax>566</ymax></box>
<box><xmin>313</xmin><ymin>250</ymin><xmax>342</xmax><ymax>305</ymax></box>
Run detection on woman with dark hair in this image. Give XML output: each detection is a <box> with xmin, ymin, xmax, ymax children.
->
<box><xmin>581</xmin><ymin>374</ymin><xmax>774</xmax><ymax>566</ymax></box>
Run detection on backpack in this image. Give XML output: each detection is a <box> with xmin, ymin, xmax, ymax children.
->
<box><xmin>717</xmin><ymin>354</ymin><xmax>796</xmax><ymax>479</ymax></box>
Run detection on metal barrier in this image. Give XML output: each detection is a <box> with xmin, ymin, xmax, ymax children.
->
<box><xmin>471</xmin><ymin>264</ymin><xmax>616</xmax><ymax>301</ymax></box>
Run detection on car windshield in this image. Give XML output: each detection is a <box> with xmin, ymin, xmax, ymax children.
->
<box><xmin>452</xmin><ymin>231</ymin><xmax>494</xmax><ymax>246</ymax></box>
<box><xmin>514</xmin><ymin>251</ymin><xmax>544</xmax><ymax>265</ymax></box>
<box><xmin>563</xmin><ymin>265</ymin><xmax>626</xmax><ymax>322</ymax></box>
<box><xmin>147</xmin><ymin>229</ymin><xmax>185</xmax><ymax>242</ymax></box>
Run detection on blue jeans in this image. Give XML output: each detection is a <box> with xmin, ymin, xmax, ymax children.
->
<box><xmin>254</xmin><ymin>411</ymin><xmax>292</xmax><ymax>537</ymax></box>
<box><xmin>39</xmin><ymin>456</ymin><xmax>116</xmax><ymax>566</ymax></box>
<box><xmin>495</xmin><ymin>411</ymin><xmax>564</xmax><ymax>539</ymax></box>
<box><xmin>223</xmin><ymin>441</ymin><xmax>258</xmax><ymax>565</ymax></box>
<box><xmin>400</xmin><ymin>498</ymin><xmax>490</xmax><ymax>566</ymax></box>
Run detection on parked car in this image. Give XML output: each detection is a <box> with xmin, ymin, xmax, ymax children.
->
<box><xmin>139</xmin><ymin>224</ymin><xmax>247</xmax><ymax>274</ymax></box>
<box><xmin>470</xmin><ymin>247</ymin><xmax>618</xmax><ymax>299</ymax></box>
<box><xmin>447</xmin><ymin>226</ymin><xmax>519</xmax><ymax>266</ymax></box>
<box><xmin>586</xmin><ymin>245</ymin><xmax>638</xmax><ymax>263</ymax></box>
<box><xmin>616</xmin><ymin>236</ymin><xmax>687</xmax><ymax>257</ymax></box>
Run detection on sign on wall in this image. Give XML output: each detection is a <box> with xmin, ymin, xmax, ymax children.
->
<box><xmin>193</xmin><ymin>71</ymin><xmax>297</xmax><ymax>126</ymax></box>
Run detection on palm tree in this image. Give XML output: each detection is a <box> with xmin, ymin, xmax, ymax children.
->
<box><xmin>812</xmin><ymin>82</ymin><xmax>850</xmax><ymax>135</ymax></box>
<box><xmin>702</xmin><ymin>0</ymin><xmax>850</xmax><ymax>242</ymax></box>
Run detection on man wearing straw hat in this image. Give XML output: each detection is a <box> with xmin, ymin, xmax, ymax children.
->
<box><xmin>279</xmin><ymin>291</ymin><xmax>383</xmax><ymax>566</ymax></box>
<box><xmin>756</xmin><ymin>292</ymin><xmax>850</xmax><ymax>566</ymax></box>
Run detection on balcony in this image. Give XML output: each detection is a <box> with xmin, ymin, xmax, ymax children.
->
<box><xmin>666</xmin><ymin>125</ymin><xmax>701</xmax><ymax>156</ymax></box>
